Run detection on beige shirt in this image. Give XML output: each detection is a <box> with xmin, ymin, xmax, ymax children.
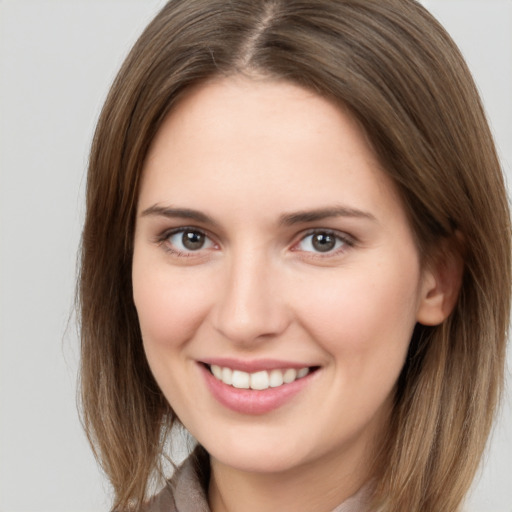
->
<box><xmin>145</xmin><ymin>448</ymin><xmax>371</xmax><ymax>512</ymax></box>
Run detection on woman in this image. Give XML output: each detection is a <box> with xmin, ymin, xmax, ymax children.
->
<box><xmin>79</xmin><ymin>1</ymin><xmax>511</xmax><ymax>511</ymax></box>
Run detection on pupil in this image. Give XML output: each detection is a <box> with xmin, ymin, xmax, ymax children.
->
<box><xmin>182</xmin><ymin>231</ymin><xmax>204</xmax><ymax>250</ymax></box>
<box><xmin>312</xmin><ymin>233</ymin><xmax>335</xmax><ymax>252</ymax></box>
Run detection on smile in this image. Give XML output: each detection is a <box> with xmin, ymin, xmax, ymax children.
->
<box><xmin>200</xmin><ymin>361</ymin><xmax>319</xmax><ymax>414</ymax></box>
<box><xmin>209</xmin><ymin>365</ymin><xmax>311</xmax><ymax>390</ymax></box>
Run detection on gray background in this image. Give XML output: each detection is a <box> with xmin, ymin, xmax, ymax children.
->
<box><xmin>0</xmin><ymin>1</ymin><xmax>511</xmax><ymax>510</ymax></box>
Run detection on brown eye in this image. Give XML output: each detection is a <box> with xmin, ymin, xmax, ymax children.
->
<box><xmin>166</xmin><ymin>229</ymin><xmax>215</xmax><ymax>253</ymax></box>
<box><xmin>311</xmin><ymin>233</ymin><xmax>336</xmax><ymax>252</ymax></box>
<box><xmin>182</xmin><ymin>231</ymin><xmax>205</xmax><ymax>250</ymax></box>
<box><xmin>296</xmin><ymin>230</ymin><xmax>350</xmax><ymax>254</ymax></box>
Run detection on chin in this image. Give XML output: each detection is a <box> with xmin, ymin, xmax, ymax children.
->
<box><xmin>211</xmin><ymin>448</ymin><xmax>306</xmax><ymax>475</ymax></box>
<box><xmin>199</xmin><ymin>430</ymin><xmax>309</xmax><ymax>474</ymax></box>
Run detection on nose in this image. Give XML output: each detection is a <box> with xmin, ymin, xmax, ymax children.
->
<box><xmin>212</xmin><ymin>250</ymin><xmax>291</xmax><ymax>346</ymax></box>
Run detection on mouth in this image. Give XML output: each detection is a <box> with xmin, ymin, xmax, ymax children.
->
<box><xmin>198</xmin><ymin>358</ymin><xmax>321</xmax><ymax>414</ymax></box>
<box><xmin>205</xmin><ymin>364</ymin><xmax>318</xmax><ymax>391</ymax></box>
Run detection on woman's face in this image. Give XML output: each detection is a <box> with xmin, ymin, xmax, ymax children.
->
<box><xmin>132</xmin><ymin>77</ymin><xmax>439</xmax><ymax>477</ymax></box>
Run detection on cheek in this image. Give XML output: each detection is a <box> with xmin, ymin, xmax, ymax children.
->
<box><xmin>132</xmin><ymin>258</ymin><xmax>215</xmax><ymax>415</ymax></box>
<box><xmin>294</xmin><ymin>259</ymin><xmax>421</xmax><ymax>374</ymax></box>
<box><xmin>295</xmin><ymin>263</ymin><xmax>421</xmax><ymax>436</ymax></box>
<box><xmin>132</xmin><ymin>258</ymin><xmax>213</xmax><ymax>351</ymax></box>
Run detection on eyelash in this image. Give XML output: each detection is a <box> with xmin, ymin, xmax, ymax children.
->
<box><xmin>292</xmin><ymin>229</ymin><xmax>355</xmax><ymax>257</ymax></box>
<box><xmin>155</xmin><ymin>227</ymin><xmax>355</xmax><ymax>258</ymax></box>
<box><xmin>155</xmin><ymin>226</ymin><xmax>217</xmax><ymax>257</ymax></box>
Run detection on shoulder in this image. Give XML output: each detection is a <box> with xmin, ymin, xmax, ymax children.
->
<box><xmin>144</xmin><ymin>446</ymin><xmax>210</xmax><ymax>512</ymax></box>
<box><xmin>144</xmin><ymin>484</ymin><xmax>176</xmax><ymax>512</ymax></box>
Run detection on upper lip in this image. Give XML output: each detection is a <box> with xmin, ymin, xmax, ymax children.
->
<box><xmin>199</xmin><ymin>357</ymin><xmax>316</xmax><ymax>373</ymax></box>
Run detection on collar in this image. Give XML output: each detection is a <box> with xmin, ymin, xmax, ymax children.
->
<box><xmin>148</xmin><ymin>446</ymin><xmax>372</xmax><ymax>512</ymax></box>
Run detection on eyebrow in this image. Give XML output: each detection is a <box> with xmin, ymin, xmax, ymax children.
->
<box><xmin>140</xmin><ymin>205</ymin><xmax>218</xmax><ymax>226</ymax></box>
<box><xmin>140</xmin><ymin>204</ymin><xmax>376</xmax><ymax>226</ymax></box>
<box><xmin>279</xmin><ymin>206</ymin><xmax>376</xmax><ymax>226</ymax></box>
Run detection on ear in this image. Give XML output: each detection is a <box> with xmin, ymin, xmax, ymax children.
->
<box><xmin>416</xmin><ymin>236</ymin><xmax>464</xmax><ymax>326</ymax></box>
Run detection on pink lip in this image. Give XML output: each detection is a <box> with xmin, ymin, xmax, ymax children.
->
<box><xmin>200</xmin><ymin>357</ymin><xmax>312</xmax><ymax>372</ymax></box>
<box><xmin>199</xmin><ymin>363</ymin><xmax>317</xmax><ymax>415</ymax></box>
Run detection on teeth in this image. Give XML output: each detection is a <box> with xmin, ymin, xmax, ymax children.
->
<box><xmin>250</xmin><ymin>370</ymin><xmax>269</xmax><ymax>390</ymax></box>
<box><xmin>283</xmin><ymin>368</ymin><xmax>297</xmax><ymax>383</ymax></box>
<box><xmin>209</xmin><ymin>365</ymin><xmax>311</xmax><ymax>390</ymax></box>
<box><xmin>232</xmin><ymin>370</ymin><xmax>250</xmax><ymax>389</ymax></box>
<box><xmin>221</xmin><ymin>367</ymin><xmax>232</xmax><ymax>385</ymax></box>
<box><xmin>269</xmin><ymin>369</ymin><xmax>284</xmax><ymax>388</ymax></box>
<box><xmin>297</xmin><ymin>367</ymin><xmax>309</xmax><ymax>378</ymax></box>
<box><xmin>211</xmin><ymin>365</ymin><xmax>222</xmax><ymax>379</ymax></box>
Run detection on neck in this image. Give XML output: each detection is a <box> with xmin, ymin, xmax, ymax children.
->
<box><xmin>208</xmin><ymin>444</ymin><xmax>373</xmax><ymax>512</ymax></box>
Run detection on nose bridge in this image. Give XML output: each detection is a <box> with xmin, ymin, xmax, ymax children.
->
<box><xmin>213</xmin><ymin>244</ymin><xmax>288</xmax><ymax>344</ymax></box>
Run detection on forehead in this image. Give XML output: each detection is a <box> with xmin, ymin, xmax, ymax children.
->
<box><xmin>147</xmin><ymin>76</ymin><xmax>374</xmax><ymax>161</ymax></box>
<box><xmin>139</xmin><ymin>76</ymin><xmax>404</xmax><ymax>226</ymax></box>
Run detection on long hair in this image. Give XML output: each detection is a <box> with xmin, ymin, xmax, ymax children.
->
<box><xmin>78</xmin><ymin>1</ymin><xmax>511</xmax><ymax>510</ymax></box>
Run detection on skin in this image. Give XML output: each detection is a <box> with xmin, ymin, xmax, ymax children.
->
<box><xmin>132</xmin><ymin>76</ymin><xmax>450</xmax><ymax>512</ymax></box>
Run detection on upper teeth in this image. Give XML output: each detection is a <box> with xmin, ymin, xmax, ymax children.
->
<box><xmin>210</xmin><ymin>365</ymin><xmax>310</xmax><ymax>390</ymax></box>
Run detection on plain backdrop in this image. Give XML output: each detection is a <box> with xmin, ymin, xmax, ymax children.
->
<box><xmin>0</xmin><ymin>1</ymin><xmax>511</xmax><ymax>510</ymax></box>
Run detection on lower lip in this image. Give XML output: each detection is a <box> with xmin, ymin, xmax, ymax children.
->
<box><xmin>200</xmin><ymin>364</ymin><xmax>315</xmax><ymax>415</ymax></box>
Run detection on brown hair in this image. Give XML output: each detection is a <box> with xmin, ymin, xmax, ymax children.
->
<box><xmin>79</xmin><ymin>0</ymin><xmax>511</xmax><ymax>510</ymax></box>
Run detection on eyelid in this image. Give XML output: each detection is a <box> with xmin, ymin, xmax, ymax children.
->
<box><xmin>155</xmin><ymin>226</ymin><xmax>218</xmax><ymax>256</ymax></box>
<box><xmin>291</xmin><ymin>228</ymin><xmax>356</xmax><ymax>255</ymax></box>
<box><xmin>152</xmin><ymin>225</ymin><xmax>356</xmax><ymax>258</ymax></box>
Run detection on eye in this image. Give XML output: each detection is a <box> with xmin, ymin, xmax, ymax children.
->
<box><xmin>165</xmin><ymin>228</ymin><xmax>216</xmax><ymax>254</ymax></box>
<box><xmin>295</xmin><ymin>230</ymin><xmax>351</xmax><ymax>254</ymax></box>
